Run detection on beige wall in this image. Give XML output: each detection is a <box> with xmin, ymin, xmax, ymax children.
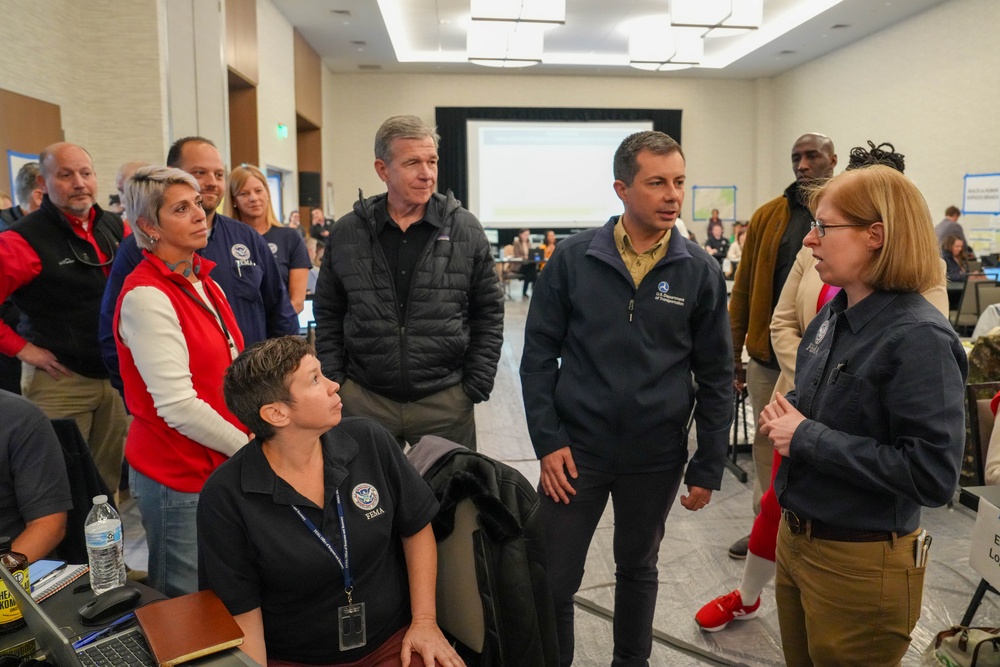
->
<box><xmin>0</xmin><ymin>0</ymin><xmax>167</xmax><ymax>201</ymax></box>
<box><xmin>768</xmin><ymin>0</ymin><xmax>1000</xmax><ymax>245</ymax></box>
<box><xmin>255</xmin><ymin>0</ymin><xmax>299</xmax><ymax>217</ymax></box>
<box><xmin>322</xmin><ymin>73</ymin><xmax>758</xmax><ymax>226</ymax></box>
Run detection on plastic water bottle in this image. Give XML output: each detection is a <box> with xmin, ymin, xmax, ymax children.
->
<box><xmin>85</xmin><ymin>495</ymin><xmax>126</xmax><ymax>595</ymax></box>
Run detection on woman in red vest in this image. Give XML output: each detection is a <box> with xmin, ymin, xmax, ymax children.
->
<box><xmin>114</xmin><ymin>166</ymin><xmax>248</xmax><ymax>597</ymax></box>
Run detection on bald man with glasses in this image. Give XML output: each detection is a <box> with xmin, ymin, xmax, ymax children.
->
<box><xmin>0</xmin><ymin>142</ymin><xmax>129</xmax><ymax>496</ymax></box>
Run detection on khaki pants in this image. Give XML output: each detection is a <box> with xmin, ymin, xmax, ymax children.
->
<box><xmin>338</xmin><ymin>380</ymin><xmax>477</xmax><ymax>450</ymax></box>
<box><xmin>746</xmin><ymin>359</ymin><xmax>780</xmax><ymax>514</ymax></box>
<box><xmin>775</xmin><ymin>516</ymin><xmax>924</xmax><ymax>666</ymax></box>
<box><xmin>22</xmin><ymin>364</ymin><xmax>128</xmax><ymax>494</ymax></box>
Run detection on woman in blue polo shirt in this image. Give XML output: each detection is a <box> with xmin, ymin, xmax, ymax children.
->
<box><xmin>198</xmin><ymin>336</ymin><xmax>464</xmax><ymax>667</ymax></box>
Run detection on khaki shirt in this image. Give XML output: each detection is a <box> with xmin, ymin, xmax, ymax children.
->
<box><xmin>614</xmin><ymin>216</ymin><xmax>671</xmax><ymax>287</ymax></box>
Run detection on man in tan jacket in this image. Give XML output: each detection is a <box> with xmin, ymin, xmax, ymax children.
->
<box><xmin>727</xmin><ymin>133</ymin><xmax>836</xmax><ymax>558</ymax></box>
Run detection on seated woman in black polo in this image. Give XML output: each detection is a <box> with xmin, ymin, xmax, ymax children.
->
<box><xmin>197</xmin><ymin>336</ymin><xmax>464</xmax><ymax>667</ymax></box>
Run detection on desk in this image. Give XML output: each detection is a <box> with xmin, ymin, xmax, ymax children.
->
<box><xmin>0</xmin><ymin>575</ymin><xmax>258</xmax><ymax>667</ymax></box>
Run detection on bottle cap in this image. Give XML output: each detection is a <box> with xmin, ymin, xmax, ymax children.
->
<box><xmin>92</xmin><ymin>495</ymin><xmax>108</xmax><ymax>505</ymax></box>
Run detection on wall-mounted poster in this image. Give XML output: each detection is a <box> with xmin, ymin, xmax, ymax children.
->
<box><xmin>692</xmin><ymin>186</ymin><xmax>737</xmax><ymax>221</ymax></box>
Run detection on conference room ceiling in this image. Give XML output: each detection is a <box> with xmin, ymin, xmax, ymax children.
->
<box><xmin>272</xmin><ymin>0</ymin><xmax>948</xmax><ymax>78</ymax></box>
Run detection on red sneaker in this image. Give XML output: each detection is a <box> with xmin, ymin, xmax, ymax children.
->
<box><xmin>695</xmin><ymin>590</ymin><xmax>760</xmax><ymax>632</ymax></box>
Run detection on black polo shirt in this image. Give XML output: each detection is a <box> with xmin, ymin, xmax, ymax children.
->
<box><xmin>374</xmin><ymin>199</ymin><xmax>441</xmax><ymax>323</ymax></box>
<box><xmin>197</xmin><ymin>417</ymin><xmax>439</xmax><ymax>664</ymax></box>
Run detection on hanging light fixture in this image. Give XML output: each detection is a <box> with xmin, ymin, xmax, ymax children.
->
<box><xmin>628</xmin><ymin>16</ymin><xmax>703</xmax><ymax>71</ymax></box>
<box><xmin>468</xmin><ymin>21</ymin><xmax>544</xmax><ymax>67</ymax></box>
<box><xmin>705</xmin><ymin>0</ymin><xmax>763</xmax><ymax>37</ymax></box>
<box><xmin>670</xmin><ymin>0</ymin><xmax>731</xmax><ymax>28</ymax></box>
<box><xmin>470</xmin><ymin>0</ymin><xmax>565</xmax><ymax>25</ymax></box>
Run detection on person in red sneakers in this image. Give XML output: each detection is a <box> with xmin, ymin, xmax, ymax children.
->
<box><xmin>696</xmin><ymin>142</ymin><xmax>948</xmax><ymax>635</ymax></box>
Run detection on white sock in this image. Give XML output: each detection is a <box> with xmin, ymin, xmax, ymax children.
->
<box><xmin>737</xmin><ymin>552</ymin><xmax>775</xmax><ymax>605</ymax></box>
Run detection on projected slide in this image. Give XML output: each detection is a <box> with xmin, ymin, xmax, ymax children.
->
<box><xmin>467</xmin><ymin>120</ymin><xmax>652</xmax><ymax>228</ymax></box>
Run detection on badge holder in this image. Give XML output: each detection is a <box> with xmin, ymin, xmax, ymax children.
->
<box><xmin>338</xmin><ymin>599</ymin><xmax>366</xmax><ymax>650</ymax></box>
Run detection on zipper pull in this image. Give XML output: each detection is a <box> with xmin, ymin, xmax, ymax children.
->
<box><xmin>628</xmin><ymin>299</ymin><xmax>634</xmax><ymax>322</ymax></box>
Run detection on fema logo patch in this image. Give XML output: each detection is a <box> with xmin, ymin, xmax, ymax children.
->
<box><xmin>658</xmin><ymin>281</ymin><xmax>669</xmax><ymax>293</ymax></box>
<box><xmin>231</xmin><ymin>244</ymin><xmax>251</xmax><ymax>261</ymax></box>
<box><xmin>815</xmin><ymin>320</ymin><xmax>830</xmax><ymax>345</ymax></box>
<box><xmin>352</xmin><ymin>484</ymin><xmax>379</xmax><ymax>511</ymax></box>
<box><xmin>268</xmin><ymin>243</ymin><xmax>278</xmax><ymax>255</ymax></box>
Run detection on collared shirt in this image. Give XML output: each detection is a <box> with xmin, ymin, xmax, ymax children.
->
<box><xmin>613</xmin><ymin>216</ymin><xmax>671</xmax><ymax>288</ymax></box>
<box><xmin>198</xmin><ymin>418</ymin><xmax>438</xmax><ymax>664</ymax></box>
<box><xmin>374</xmin><ymin>199</ymin><xmax>441</xmax><ymax>322</ymax></box>
<box><xmin>775</xmin><ymin>289</ymin><xmax>967</xmax><ymax>533</ymax></box>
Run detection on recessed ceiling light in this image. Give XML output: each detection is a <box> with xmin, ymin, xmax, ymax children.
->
<box><xmin>331</xmin><ymin>9</ymin><xmax>350</xmax><ymax>16</ymax></box>
<box><xmin>831</xmin><ymin>23</ymin><xmax>850</xmax><ymax>29</ymax></box>
<box><xmin>350</xmin><ymin>40</ymin><xmax>367</xmax><ymax>46</ymax></box>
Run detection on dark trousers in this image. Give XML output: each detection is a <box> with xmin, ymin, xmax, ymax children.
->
<box><xmin>539</xmin><ymin>463</ymin><xmax>685</xmax><ymax>667</ymax></box>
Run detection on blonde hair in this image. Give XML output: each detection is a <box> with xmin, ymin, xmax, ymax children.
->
<box><xmin>124</xmin><ymin>166</ymin><xmax>200</xmax><ymax>251</ymax></box>
<box><xmin>808</xmin><ymin>165</ymin><xmax>942</xmax><ymax>293</ymax></box>
<box><xmin>229</xmin><ymin>164</ymin><xmax>281</xmax><ymax>228</ymax></box>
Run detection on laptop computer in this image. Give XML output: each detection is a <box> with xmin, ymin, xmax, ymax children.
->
<box><xmin>0</xmin><ymin>565</ymin><xmax>154</xmax><ymax>667</ymax></box>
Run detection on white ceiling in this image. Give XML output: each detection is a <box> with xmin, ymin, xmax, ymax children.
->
<box><xmin>272</xmin><ymin>0</ymin><xmax>949</xmax><ymax>79</ymax></box>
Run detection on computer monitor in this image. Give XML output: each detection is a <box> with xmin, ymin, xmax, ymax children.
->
<box><xmin>983</xmin><ymin>267</ymin><xmax>1000</xmax><ymax>281</ymax></box>
<box><xmin>483</xmin><ymin>228</ymin><xmax>499</xmax><ymax>245</ymax></box>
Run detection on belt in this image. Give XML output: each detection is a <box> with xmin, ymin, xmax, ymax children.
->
<box><xmin>782</xmin><ymin>510</ymin><xmax>893</xmax><ymax>543</ymax></box>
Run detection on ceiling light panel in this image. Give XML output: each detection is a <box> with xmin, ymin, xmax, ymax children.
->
<box><xmin>470</xmin><ymin>0</ymin><xmax>566</xmax><ymax>25</ymax></box>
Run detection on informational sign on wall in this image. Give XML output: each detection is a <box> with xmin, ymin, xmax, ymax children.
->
<box><xmin>964</xmin><ymin>173</ymin><xmax>1000</xmax><ymax>215</ymax></box>
<box><xmin>692</xmin><ymin>186</ymin><xmax>737</xmax><ymax>221</ymax></box>
<box><xmin>7</xmin><ymin>150</ymin><xmax>38</xmax><ymax>206</ymax></box>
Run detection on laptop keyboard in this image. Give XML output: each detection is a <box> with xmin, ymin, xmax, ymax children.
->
<box><xmin>77</xmin><ymin>628</ymin><xmax>156</xmax><ymax>667</ymax></box>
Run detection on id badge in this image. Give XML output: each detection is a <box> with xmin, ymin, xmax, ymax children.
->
<box><xmin>338</xmin><ymin>602</ymin><xmax>366</xmax><ymax>650</ymax></box>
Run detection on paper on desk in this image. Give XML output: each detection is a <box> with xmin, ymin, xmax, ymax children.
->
<box><xmin>31</xmin><ymin>563</ymin><xmax>88</xmax><ymax>602</ymax></box>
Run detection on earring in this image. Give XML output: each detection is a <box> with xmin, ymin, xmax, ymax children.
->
<box><xmin>151</xmin><ymin>236</ymin><xmax>159</xmax><ymax>243</ymax></box>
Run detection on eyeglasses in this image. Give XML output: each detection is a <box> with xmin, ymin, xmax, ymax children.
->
<box><xmin>67</xmin><ymin>227</ymin><xmax>117</xmax><ymax>267</ymax></box>
<box><xmin>809</xmin><ymin>220</ymin><xmax>872</xmax><ymax>238</ymax></box>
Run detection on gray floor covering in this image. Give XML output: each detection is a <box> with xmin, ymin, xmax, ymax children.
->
<box><xmin>119</xmin><ymin>295</ymin><xmax>993</xmax><ymax>666</ymax></box>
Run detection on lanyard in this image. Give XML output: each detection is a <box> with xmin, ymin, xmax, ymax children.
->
<box><xmin>292</xmin><ymin>490</ymin><xmax>353</xmax><ymax>596</ymax></box>
<box><xmin>175</xmin><ymin>276</ymin><xmax>239</xmax><ymax>361</ymax></box>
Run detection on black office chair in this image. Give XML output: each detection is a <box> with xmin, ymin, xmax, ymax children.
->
<box><xmin>50</xmin><ymin>418</ymin><xmax>116</xmax><ymax>563</ymax></box>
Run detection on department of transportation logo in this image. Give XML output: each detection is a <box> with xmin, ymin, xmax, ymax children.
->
<box><xmin>352</xmin><ymin>484</ymin><xmax>379</xmax><ymax>511</ymax></box>
<box><xmin>231</xmin><ymin>243</ymin><xmax>251</xmax><ymax>261</ymax></box>
<box><xmin>658</xmin><ymin>281</ymin><xmax>670</xmax><ymax>293</ymax></box>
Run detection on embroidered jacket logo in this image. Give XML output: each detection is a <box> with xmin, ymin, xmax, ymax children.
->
<box><xmin>654</xmin><ymin>280</ymin><xmax>685</xmax><ymax>306</ymax></box>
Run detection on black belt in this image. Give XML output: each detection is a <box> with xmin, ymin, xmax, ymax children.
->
<box><xmin>782</xmin><ymin>510</ymin><xmax>893</xmax><ymax>543</ymax></box>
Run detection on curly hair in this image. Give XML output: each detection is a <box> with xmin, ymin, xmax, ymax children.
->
<box><xmin>846</xmin><ymin>141</ymin><xmax>905</xmax><ymax>173</ymax></box>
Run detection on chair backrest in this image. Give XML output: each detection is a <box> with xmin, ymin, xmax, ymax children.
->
<box><xmin>50</xmin><ymin>418</ymin><xmax>115</xmax><ymax>562</ymax></box>
<box><xmin>977</xmin><ymin>281</ymin><xmax>1000</xmax><ymax>315</ymax></box>
<box><xmin>435</xmin><ymin>499</ymin><xmax>485</xmax><ymax>654</ymax></box>
<box><xmin>966</xmin><ymin>382</ymin><xmax>1000</xmax><ymax>486</ymax></box>
<box><xmin>955</xmin><ymin>276</ymin><xmax>991</xmax><ymax>329</ymax></box>
<box><xmin>501</xmin><ymin>244</ymin><xmax>513</xmax><ymax>261</ymax></box>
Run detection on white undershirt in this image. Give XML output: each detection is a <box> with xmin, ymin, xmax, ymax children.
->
<box><xmin>118</xmin><ymin>284</ymin><xmax>245</xmax><ymax>457</ymax></box>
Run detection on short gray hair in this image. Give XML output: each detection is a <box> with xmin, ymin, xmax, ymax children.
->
<box><xmin>613</xmin><ymin>131</ymin><xmax>684</xmax><ymax>186</ymax></box>
<box><xmin>14</xmin><ymin>162</ymin><xmax>40</xmax><ymax>205</ymax></box>
<box><xmin>374</xmin><ymin>115</ymin><xmax>440</xmax><ymax>163</ymax></box>
<box><xmin>123</xmin><ymin>166</ymin><xmax>200</xmax><ymax>251</ymax></box>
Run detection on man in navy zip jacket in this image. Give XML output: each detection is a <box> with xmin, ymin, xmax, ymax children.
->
<box><xmin>520</xmin><ymin>131</ymin><xmax>732</xmax><ymax>667</ymax></box>
<box><xmin>99</xmin><ymin>137</ymin><xmax>298</xmax><ymax>394</ymax></box>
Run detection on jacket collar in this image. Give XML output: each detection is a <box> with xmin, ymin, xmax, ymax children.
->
<box><xmin>827</xmin><ymin>288</ymin><xmax>899</xmax><ymax>333</ymax></box>
<box><xmin>588</xmin><ymin>216</ymin><xmax>692</xmax><ymax>267</ymax></box>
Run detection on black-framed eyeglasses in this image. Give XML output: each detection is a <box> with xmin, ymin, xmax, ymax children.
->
<box><xmin>809</xmin><ymin>220</ymin><xmax>872</xmax><ymax>238</ymax></box>
<box><xmin>67</xmin><ymin>226</ymin><xmax>117</xmax><ymax>267</ymax></box>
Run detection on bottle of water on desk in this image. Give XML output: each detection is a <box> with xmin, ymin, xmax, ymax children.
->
<box><xmin>85</xmin><ymin>495</ymin><xmax>126</xmax><ymax>594</ymax></box>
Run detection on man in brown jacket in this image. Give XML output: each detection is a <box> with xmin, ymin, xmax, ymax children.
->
<box><xmin>727</xmin><ymin>133</ymin><xmax>836</xmax><ymax>558</ymax></box>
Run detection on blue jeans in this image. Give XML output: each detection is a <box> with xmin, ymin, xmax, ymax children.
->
<box><xmin>129</xmin><ymin>468</ymin><xmax>199</xmax><ymax>597</ymax></box>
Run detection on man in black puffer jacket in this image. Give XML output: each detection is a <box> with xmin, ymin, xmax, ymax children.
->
<box><xmin>315</xmin><ymin>115</ymin><xmax>504</xmax><ymax>451</ymax></box>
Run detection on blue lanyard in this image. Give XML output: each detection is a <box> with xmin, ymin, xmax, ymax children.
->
<box><xmin>292</xmin><ymin>490</ymin><xmax>352</xmax><ymax>593</ymax></box>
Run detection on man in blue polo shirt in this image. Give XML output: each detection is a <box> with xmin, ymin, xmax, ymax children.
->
<box><xmin>99</xmin><ymin>137</ymin><xmax>298</xmax><ymax>393</ymax></box>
